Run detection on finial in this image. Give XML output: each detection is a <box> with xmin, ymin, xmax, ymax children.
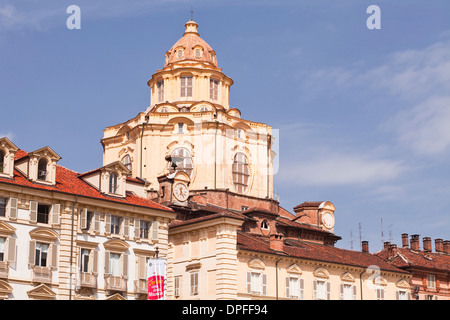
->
<box><xmin>190</xmin><ymin>8</ymin><xmax>194</xmax><ymax>21</ymax></box>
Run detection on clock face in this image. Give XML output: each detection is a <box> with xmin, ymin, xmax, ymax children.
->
<box><xmin>322</xmin><ymin>212</ymin><xmax>335</xmax><ymax>229</ymax></box>
<box><xmin>173</xmin><ymin>183</ymin><xmax>189</xmax><ymax>201</ymax></box>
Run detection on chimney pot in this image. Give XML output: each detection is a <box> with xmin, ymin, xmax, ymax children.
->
<box><xmin>423</xmin><ymin>237</ymin><xmax>432</xmax><ymax>252</ymax></box>
<box><xmin>388</xmin><ymin>244</ymin><xmax>398</xmax><ymax>258</ymax></box>
<box><xmin>410</xmin><ymin>234</ymin><xmax>420</xmax><ymax>251</ymax></box>
<box><xmin>435</xmin><ymin>239</ymin><xmax>444</xmax><ymax>253</ymax></box>
<box><xmin>362</xmin><ymin>241</ymin><xmax>369</xmax><ymax>253</ymax></box>
<box><xmin>401</xmin><ymin>233</ymin><xmax>409</xmax><ymax>248</ymax></box>
<box><xmin>270</xmin><ymin>233</ymin><xmax>284</xmax><ymax>252</ymax></box>
<box><xmin>444</xmin><ymin>240</ymin><xmax>450</xmax><ymax>255</ymax></box>
<box><xmin>383</xmin><ymin>242</ymin><xmax>391</xmax><ymax>250</ymax></box>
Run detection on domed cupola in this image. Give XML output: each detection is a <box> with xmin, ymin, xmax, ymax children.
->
<box><xmin>164</xmin><ymin>20</ymin><xmax>218</xmax><ymax>68</ymax></box>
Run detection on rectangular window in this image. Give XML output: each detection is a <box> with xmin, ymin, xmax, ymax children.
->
<box><xmin>140</xmin><ymin>221</ymin><xmax>150</xmax><ymax>239</ymax></box>
<box><xmin>210</xmin><ymin>78</ymin><xmax>219</xmax><ymax>100</ymax></box>
<box><xmin>190</xmin><ymin>272</ymin><xmax>199</xmax><ymax>296</ymax></box>
<box><xmin>397</xmin><ymin>290</ymin><xmax>408</xmax><ymax>300</ymax></box>
<box><xmin>180</xmin><ymin>76</ymin><xmax>193</xmax><ymax>97</ymax></box>
<box><xmin>80</xmin><ymin>249</ymin><xmax>90</xmax><ymax>273</ymax></box>
<box><xmin>178</xmin><ymin>123</ymin><xmax>184</xmax><ymax>133</ymax></box>
<box><xmin>427</xmin><ymin>275</ymin><xmax>436</xmax><ymax>289</ymax></box>
<box><xmin>37</xmin><ymin>204</ymin><xmax>51</xmax><ymax>224</ymax></box>
<box><xmin>175</xmin><ymin>276</ymin><xmax>181</xmax><ymax>297</ymax></box>
<box><xmin>376</xmin><ymin>287</ymin><xmax>385</xmax><ymax>300</ymax></box>
<box><xmin>157</xmin><ymin>80</ymin><xmax>164</xmax><ymax>101</ymax></box>
<box><xmin>35</xmin><ymin>242</ymin><xmax>49</xmax><ymax>267</ymax></box>
<box><xmin>111</xmin><ymin>216</ymin><xmax>121</xmax><ymax>235</ymax></box>
<box><xmin>0</xmin><ymin>198</ymin><xmax>6</xmax><ymax>217</ymax></box>
<box><xmin>109</xmin><ymin>253</ymin><xmax>120</xmax><ymax>276</ymax></box>
<box><xmin>316</xmin><ymin>280</ymin><xmax>327</xmax><ymax>300</ymax></box>
<box><xmin>0</xmin><ymin>237</ymin><xmax>4</xmax><ymax>262</ymax></box>
<box><xmin>342</xmin><ymin>284</ymin><xmax>354</xmax><ymax>300</ymax></box>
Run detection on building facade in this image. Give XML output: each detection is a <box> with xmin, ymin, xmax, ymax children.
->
<box><xmin>0</xmin><ymin>137</ymin><xmax>176</xmax><ymax>300</ymax></box>
<box><xmin>377</xmin><ymin>234</ymin><xmax>450</xmax><ymax>300</ymax></box>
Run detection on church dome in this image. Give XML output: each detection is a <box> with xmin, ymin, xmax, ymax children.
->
<box><xmin>164</xmin><ymin>20</ymin><xmax>218</xmax><ymax>68</ymax></box>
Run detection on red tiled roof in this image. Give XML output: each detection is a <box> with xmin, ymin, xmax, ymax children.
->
<box><xmin>293</xmin><ymin>201</ymin><xmax>324</xmax><ymax>210</ymax></box>
<box><xmin>2</xmin><ymin>150</ymin><xmax>173</xmax><ymax>212</ymax></box>
<box><xmin>237</xmin><ymin>232</ymin><xmax>409</xmax><ymax>274</ymax></box>
<box><xmin>376</xmin><ymin>247</ymin><xmax>450</xmax><ymax>272</ymax></box>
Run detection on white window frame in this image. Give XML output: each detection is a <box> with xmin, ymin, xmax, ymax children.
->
<box><xmin>247</xmin><ymin>271</ymin><xmax>267</xmax><ymax>296</ymax></box>
<box><xmin>286</xmin><ymin>276</ymin><xmax>304</xmax><ymax>300</ymax></box>
<box><xmin>313</xmin><ymin>279</ymin><xmax>330</xmax><ymax>300</ymax></box>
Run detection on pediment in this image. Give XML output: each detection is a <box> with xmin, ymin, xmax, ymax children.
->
<box><xmin>248</xmin><ymin>258</ymin><xmax>265</xmax><ymax>270</ymax></box>
<box><xmin>0</xmin><ymin>221</ymin><xmax>16</xmax><ymax>236</ymax></box>
<box><xmin>29</xmin><ymin>227</ymin><xmax>59</xmax><ymax>242</ymax></box>
<box><xmin>103</xmin><ymin>239</ymin><xmax>130</xmax><ymax>252</ymax></box>
<box><xmin>27</xmin><ymin>284</ymin><xmax>57</xmax><ymax>300</ymax></box>
<box><xmin>340</xmin><ymin>272</ymin><xmax>356</xmax><ymax>283</ymax></box>
<box><xmin>373</xmin><ymin>276</ymin><xmax>387</xmax><ymax>286</ymax></box>
<box><xmin>313</xmin><ymin>267</ymin><xmax>330</xmax><ymax>279</ymax></box>
<box><xmin>396</xmin><ymin>279</ymin><xmax>410</xmax><ymax>289</ymax></box>
<box><xmin>103</xmin><ymin>161</ymin><xmax>130</xmax><ymax>175</ymax></box>
<box><xmin>106</xmin><ymin>293</ymin><xmax>126</xmax><ymax>300</ymax></box>
<box><xmin>0</xmin><ymin>280</ymin><xmax>13</xmax><ymax>299</ymax></box>
<box><xmin>29</xmin><ymin>146</ymin><xmax>61</xmax><ymax>161</ymax></box>
<box><xmin>0</xmin><ymin>137</ymin><xmax>18</xmax><ymax>153</ymax></box>
<box><xmin>286</xmin><ymin>264</ymin><xmax>303</xmax><ymax>275</ymax></box>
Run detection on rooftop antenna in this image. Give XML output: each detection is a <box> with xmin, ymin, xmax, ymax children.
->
<box><xmin>381</xmin><ymin>217</ymin><xmax>384</xmax><ymax>244</ymax></box>
<box><xmin>350</xmin><ymin>230</ymin><xmax>354</xmax><ymax>250</ymax></box>
<box><xmin>388</xmin><ymin>224</ymin><xmax>393</xmax><ymax>243</ymax></box>
<box><xmin>358</xmin><ymin>222</ymin><xmax>362</xmax><ymax>251</ymax></box>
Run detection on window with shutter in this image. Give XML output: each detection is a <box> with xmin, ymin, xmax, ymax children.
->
<box><xmin>210</xmin><ymin>79</ymin><xmax>219</xmax><ymax>100</ymax></box>
<box><xmin>0</xmin><ymin>237</ymin><xmax>4</xmax><ymax>261</ymax></box>
<box><xmin>7</xmin><ymin>237</ymin><xmax>16</xmax><ymax>263</ymax></box>
<box><xmin>175</xmin><ymin>276</ymin><xmax>181</xmax><ymax>297</ymax></box>
<box><xmin>123</xmin><ymin>217</ymin><xmax>129</xmax><ymax>237</ymax></box>
<box><xmin>157</xmin><ymin>80</ymin><xmax>164</xmax><ymax>101</ymax></box>
<box><xmin>0</xmin><ymin>198</ymin><xmax>6</xmax><ymax>217</ymax></box>
<box><xmin>180</xmin><ymin>76</ymin><xmax>193</xmax><ymax>98</ymax></box>
<box><xmin>94</xmin><ymin>212</ymin><xmax>100</xmax><ymax>232</ymax></box>
<box><xmin>190</xmin><ymin>272</ymin><xmax>199</xmax><ymax>295</ymax></box>
<box><xmin>151</xmin><ymin>220</ymin><xmax>159</xmax><ymax>240</ymax></box>
<box><xmin>30</xmin><ymin>201</ymin><xmax>38</xmax><ymax>223</ymax></box>
<box><xmin>9</xmin><ymin>198</ymin><xmax>17</xmax><ymax>220</ymax></box>
<box><xmin>37</xmin><ymin>204</ymin><xmax>51</xmax><ymax>224</ymax></box>
<box><xmin>51</xmin><ymin>204</ymin><xmax>60</xmax><ymax>225</ymax></box>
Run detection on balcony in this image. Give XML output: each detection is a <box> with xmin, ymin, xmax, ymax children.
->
<box><xmin>134</xmin><ymin>279</ymin><xmax>147</xmax><ymax>295</ymax></box>
<box><xmin>0</xmin><ymin>261</ymin><xmax>9</xmax><ymax>279</ymax></box>
<box><xmin>104</xmin><ymin>275</ymin><xmax>127</xmax><ymax>293</ymax></box>
<box><xmin>32</xmin><ymin>266</ymin><xmax>52</xmax><ymax>284</ymax></box>
<box><xmin>78</xmin><ymin>272</ymin><xmax>97</xmax><ymax>289</ymax></box>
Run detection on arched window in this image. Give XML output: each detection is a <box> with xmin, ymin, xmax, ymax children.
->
<box><xmin>233</xmin><ymin>153</ymin><xmax>249</xmax><ymax>193</ymax></box>
<box><xmin>37</xmin><ymin>159</ymin><xmax>48</xmax><ymax>181</ymax></box>
<box><xmin>160</xmin><ymin>108</ymin><xmax>168</xmax><ymax>113</ymax></box>
<box><xmin>122</xmin><ymin>155</ymin><xmax>132</xmax><ymax>173</ymax></box>
<box><xmin>200</xmin><ymin>106</ymin><xmax>208</xmax><ymax>112</ymax></box>
<box><xmin>169</xmin><ymin>148</ymin><xmax>193</xmax><ymax>177</ymax></box>
<box><xmin>0</xmin><ymin>150</ymin><xmax>4</xmax><ymax>173</ymax></box>
<box><xmin>109</xmin><ymin>172</ymin><xmax>118</xmax><ymax>194</ymax></box>
<box><xmin>261</xmin><ymin>220</ymin><xmax>269</xmax><ymax>230</ymax></box>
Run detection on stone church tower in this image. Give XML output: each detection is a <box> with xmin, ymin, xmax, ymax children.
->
<box><xmin>101</xmin><ymin>19</ymin><xmax>276</xmax><ymax>211</ymax></box>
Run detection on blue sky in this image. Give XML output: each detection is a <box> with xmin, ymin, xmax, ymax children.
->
<box><xmin>1</xmin><ymin>0</ymin><xmax>450</xmax><ymax>252</ymax></box>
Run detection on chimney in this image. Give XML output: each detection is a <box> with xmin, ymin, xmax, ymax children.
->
<box><xmin>383</xmin><ymin>242</ymin><xmax>391</xmax><ymax>250</ymax></box>
<box><xmin>270</xmin><ymin>233</ymin><xmax>284</xmax><ymax>252</ymax></box>
<box><xmin>361</xmin><ymin>241</ymin><xmax>369</xmax><ymax>253</ymax></box>
<box><xmin>435</xmin><ymin>239</ymin><xmax>444</xmax><ymax>253</ymax></box>
<box><xmin>444</xmin><ymin>240</ymin><xmax>450</xmax><ymax>254</ymax></box>
<box><xmin>410</xmin><ymin>234</ymin><xmax>420</xmax><ymax>251</ymax></box>
<box><xmin>423</xmin><ymin>237</ymin><xmax>432</xmax><ymax>252</ymax></box>
<box><xmin>401</xmin><ymin>233</ymin><xmax>409</xmax><ymax>248</ymax></box>
<box><xmin>388</xmin><ymin>244</ymin><xmax>398</xmax><ymax>258</ymax></box>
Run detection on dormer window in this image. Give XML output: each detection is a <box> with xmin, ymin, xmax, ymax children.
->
<box><xmin>109</xmin><ymin>173</ymin><xmax>118</xmax><ymax>194</ymax></box>
<box><xmin>261</xmin><ymin>220</ymin><xmax>269</xmax><ymax>230</ymax></box>
<box><xmin>37</xmin><ymin>158</ymin><xmax>48</xmax><ymax>181</ymax></box>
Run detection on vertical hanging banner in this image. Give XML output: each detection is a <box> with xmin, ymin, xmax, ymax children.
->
<box><xmin>147</xmin><ymin>259</ymin><xmax>166</xmax><ymax>300</ymax></box>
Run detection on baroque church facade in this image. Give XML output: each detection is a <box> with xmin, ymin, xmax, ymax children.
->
<box><xmin>99</xmin><ymin>19</ymin><xmax>416</xmax><ymax>300</ymax></box>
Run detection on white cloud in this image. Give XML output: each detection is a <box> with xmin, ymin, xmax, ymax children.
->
<box><xmin>276</xmin><ymin>151</ymin><xmax>406</xmax><ymax>187</ymax></box>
